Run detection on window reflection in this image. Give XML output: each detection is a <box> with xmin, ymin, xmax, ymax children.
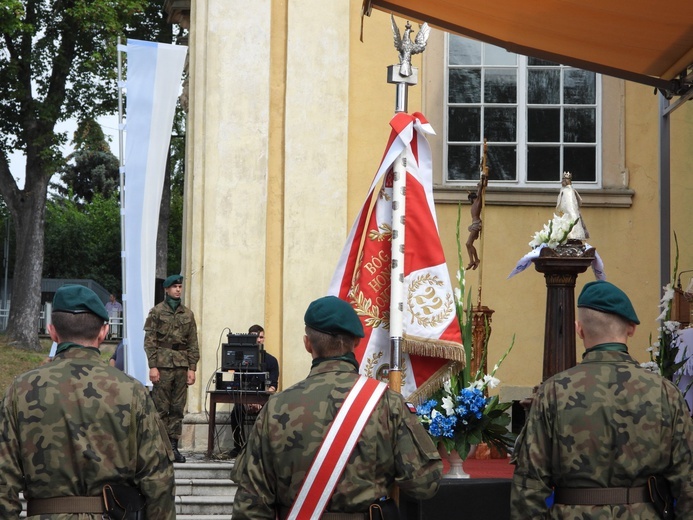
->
<box><xmin>446</xmin><ymin>35</ymin><xmax>599</xmax><ymax>185</ymax></box>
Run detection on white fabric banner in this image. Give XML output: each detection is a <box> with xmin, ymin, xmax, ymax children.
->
<box><xmin>122</xmin><ymin>39</ymin><xmax>187</xmax><ymax>385</ymax></box>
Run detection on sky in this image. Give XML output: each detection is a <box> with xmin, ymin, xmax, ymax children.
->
<box><xmin>8</xmin><ymin>114</ymin><xmax>121</xmax><ymax>190</ymax></box>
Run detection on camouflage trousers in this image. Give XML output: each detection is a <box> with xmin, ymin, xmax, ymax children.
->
<box><xmin>151</xmin><ymin>367</ymin><xmax>188</xmax><ymax>439</ymax></box>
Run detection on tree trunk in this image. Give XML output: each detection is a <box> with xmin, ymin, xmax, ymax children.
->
<box><xmin>4</xmin><ymin>177</ymin><xmax>49</xmax><ymax>351</ymax></box>
<box><xmin>156</xmin><ymin>153</ymin><xmax>171</xmax><ymax>280</ymax></box>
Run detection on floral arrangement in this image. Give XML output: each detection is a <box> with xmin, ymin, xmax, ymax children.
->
<box><xmin>415</xmin><ymin>204</ymin><xmax>516</xmax><ymax>460</ymax></box>
<box><xmin>642</xmin><ymin>236</ymin><xmax>691</xmax><ymax>397</ymax></box>
<box><xmin>416</xmin><ymin>365</ymin><xmax>515</xmax><ymax>460</ymax></box>
<box><xmin>529</xmin><ymin>213</ymin><xmax>577</xmax><ymax>250</ymax></box>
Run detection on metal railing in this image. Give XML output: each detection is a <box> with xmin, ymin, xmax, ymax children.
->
<box><xmin>0</xmin><ymin>304</ymin><xmax>123</xmax><ymax>338</ymax></box>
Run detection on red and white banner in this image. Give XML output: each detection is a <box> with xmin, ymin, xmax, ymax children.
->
<box><xmin>329</xmin><ymin>112</ymin><xmax>464</xmax><ymax>400</ymax></box>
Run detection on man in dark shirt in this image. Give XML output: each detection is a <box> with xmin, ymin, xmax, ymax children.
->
<box><xmin>228</xmin><ymin>324</ymin><xmax>279</xmax><ymax>458</ymax></box>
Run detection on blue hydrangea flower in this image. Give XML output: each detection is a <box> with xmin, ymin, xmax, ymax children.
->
<box><xmin>429</xmin><ymin>413</ymin><xmax>457</xmax><ymax>438</ymax></box>
<box><xmin>416</xmin><ymin>399</ymin><xmax>438</xmax><ymax>417</ymax></box>
<box><xmin>455</xmin><ymin>387</ymin><xmax>487</xmax><ymax>423</ymax></box>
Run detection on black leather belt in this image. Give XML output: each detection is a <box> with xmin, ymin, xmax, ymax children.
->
<box><xmin>161</xmin><ymin>342</ymin><xmax>187</xmax><ymax>351</ymax></box>
<box><xmin>554</xmin><ymin>485</ymin><xmax>650</xmax><ymax>505</ymax></box>
<box><xmin>279</xmin><ymin>507</ymin><xmax>367</xmax><ymax>519</ymax></box>
<box><xmin>27</xmin><ymin>496</ymin><xmax>104</xmax><ymax>515</ymax></box>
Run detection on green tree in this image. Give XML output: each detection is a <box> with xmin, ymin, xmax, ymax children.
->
<box><xmin>167</xmin><ymin>141</ymin><xmax>185</xmax><ymax>276</ymax></box>
<box><xmin>43</xmin><ymin>193</ymin><xmax>121</xmax><ymax>294</ymax></box>
<box><xmin>55</xmin><ymin>119</ymin><xmax>120</xmax><ymax>203</ymax></box>
<box><xmin>0</xmin><ymin>1</ymin><xmax>173</xmax><ymax>350</ymax></box>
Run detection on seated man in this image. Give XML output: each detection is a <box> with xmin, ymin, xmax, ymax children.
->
<box><xmin>228</xmin><ymin>324</ymin><xmax>279</xmax><ymax>458</ymax></box>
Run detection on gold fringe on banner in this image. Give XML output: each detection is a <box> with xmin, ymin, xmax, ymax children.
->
<box><xmin>402</xmin><ymin>335</ymin><xmax>466</xmax><ymax>363</ymax></box>
<box><xmin>406</xmin><ymin>360</ymin><xmax>465</xmax><ymax>404</ymax></box>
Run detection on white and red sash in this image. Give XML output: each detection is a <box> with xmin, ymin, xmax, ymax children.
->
<box><xmin>287</xmin><ymin>376</ymin><xmax>388</xmax><ymax>520</ymax></box>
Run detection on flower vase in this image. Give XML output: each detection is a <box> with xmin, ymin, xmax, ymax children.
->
<box><xmin>438</xmin><ymin>445</ymin><xmax>470</xmax><ymax>479</ymax></box>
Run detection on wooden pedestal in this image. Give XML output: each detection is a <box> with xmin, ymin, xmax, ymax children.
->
<box><xmin>532</xmin><ymin>243</ymin><xmax>596</xmax><ymax>381</ymax></box>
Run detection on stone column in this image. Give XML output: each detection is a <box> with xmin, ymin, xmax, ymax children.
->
<box><xmin>532</xmin><ymin>243</ymin><xmax>596</xmax><ymax>380</ymax></box>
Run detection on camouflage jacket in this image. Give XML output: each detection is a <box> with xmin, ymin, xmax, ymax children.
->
<box><xmin>0</xmin><ymin>345</ymin><xmax>176</xmax><ymax>519</ymax></box>
<box><xmin>144</xmin><ymin>300</ymin><xmax>200</xmax><ymax>370</ymax></box>
<box><xmin>511</xmin><ymin>348</ymin><xmax>693</xmax><ymax>519</ymax></box>
<box><xmin>231</xmin><ymin>358</ymin><xmax>442</xmax><ymax>519</ymax></box>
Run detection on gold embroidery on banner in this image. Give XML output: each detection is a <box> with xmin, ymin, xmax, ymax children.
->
<box><xmin>378</xmin><ymin>185</ymin><xmax>392</xmax><ymax>202</ymax></box>
<box><xmin>406</xmin><ymin>274</ymin><xmax>454</xmax><ymax>327</ymax></box>
<box><xmin>363</xmin><ymin>354</ymin><xmax>408</xmax><ymax>388</ymax></box>
<box><xmin>363</xmin><ymin>350</ymin><xmax>384</xmax><ymax>378</ymax></box>
<box><xmin>375</xmin><ymin>363</ymin><xmax>389</xmax><ymax>382</ymax></box>
<box><xmin>368</xmin><ymin>223</ymin><xmax>392</xmax><ymax>242</ymax></box>
<box><xmin>349</xmin><ymin>286</ymin><xmax>390</xmax><ymax>330</ymax></box>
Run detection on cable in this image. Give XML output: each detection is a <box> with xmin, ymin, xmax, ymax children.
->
<box><xmin>203</xmin><ymin>327</ymin><xmax>232</xmax><ymax>459</ymax></box>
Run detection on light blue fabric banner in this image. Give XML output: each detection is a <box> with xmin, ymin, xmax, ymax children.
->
<box><xmin>122</xmin><ymin>39</ymin><xmax>187</xmax><ymax>386</ymax></box>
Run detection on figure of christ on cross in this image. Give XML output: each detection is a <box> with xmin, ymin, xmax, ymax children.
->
<box><xmin>466</xmin><ymin>173</ymin><xmax>488</xmax><ymax>270</ymax></box>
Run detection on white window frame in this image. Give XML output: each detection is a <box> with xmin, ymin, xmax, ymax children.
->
<box><xmin>423</xmin><ymin>30</ymin><xmax>633</xmax><ymax>207</ymax></box>
<box><xmin>443</xmin><ymin>35</ymin><xmax>602</xmax><ymax>189</ymax></box>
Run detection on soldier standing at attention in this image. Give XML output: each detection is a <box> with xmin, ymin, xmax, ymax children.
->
<box><xmin>145</xmin><ymin>274</ymin><xmax>200</xmax><ymax>463</ymax></box>
<box><xmin>0</xmin><ymin>285</ymin><xmax>175</xmax><ymax>518</ymax></box>
<box><xmin>511</xmin><ymin>280</ymin><xmax>693</xmax><ymax>518</ymax></box>
<box><xmin>232</xmin><ymin>295</ymin><xmax>442</xmax><ymax>519</ymax></box>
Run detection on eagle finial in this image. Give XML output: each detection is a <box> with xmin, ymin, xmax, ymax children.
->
<box><xmin>391</xmin><ymin>14</ymin><xmax>430</xmax><ymax>77</ymax></box>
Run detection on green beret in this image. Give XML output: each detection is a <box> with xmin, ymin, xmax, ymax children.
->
<box><xmin>304</xmin><ymin>296</ymin><xmax>365</xmax><ymax>338</ymax></box>
<box><xmin>578</xmin><ymin>280</ymin><xmax>640</xmax><ymax>324</ymax></box>
<box><xmin>163</xmin><ymin>274</ymin><xmax>183</xmax><ymax>288</ymax></box>
<box><xmin>53</xmin><ymin>285</ymin><xmax>109</xmax><ymax>322</ymax></box>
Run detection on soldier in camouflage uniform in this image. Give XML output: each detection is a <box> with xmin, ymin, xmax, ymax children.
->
<box><xmin>144</xmin><ymin>274</ymin><xmax>199</xmax><ymax>463</ymax></box>
<box><xmin>0</xmin><ymin>284</ymin><xmax>175</xmax><ymax>519</ymax></box>
<box><xmin>232</xmin><ymin>296</ymin><xmax>442</xmax><ymax>519</ymax></box>
<box><xmin>511</xmin><ymin>280</ymin><xmax>693</xmax><ymax>519</ymax></box>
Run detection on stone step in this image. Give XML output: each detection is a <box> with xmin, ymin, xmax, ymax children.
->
<box><xmin>178</xmin><ymin>516</ymin><xmax>233</xmax><ymax>520</ymax></box>
<box><xmin>175</xmin><ymin>477</ymin><xmax>236</xmax><ymax>496</ymax></box>
<box><xmin>176</xmin><ymin>494</ymin><xmax>235</xmax><ymax>516</ymax></box>
<box><xmin>174</xmin><ymin>460</ymin><xmax>235</xmax><ymax>480</ymax></box>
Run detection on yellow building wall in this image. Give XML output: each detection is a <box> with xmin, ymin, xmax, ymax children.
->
<box><xmin>183</xmin><ymin>1</ymin><xmax>693</xmax><ymax>449</ymax></box>
<box><xmin>344</xmin><ymin>5</ymin><xmax>693</xmax><ymax>393</ymax></box>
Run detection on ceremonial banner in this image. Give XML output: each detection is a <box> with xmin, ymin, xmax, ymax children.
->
<box><xmin>122</xmin><ymin>39</ymin><xmax>187</xmax><ymax>386</ymax></box>
<box><xmin>329</xmin><ymin>112</ymin><xmax>464</xmax><ymax>400</ymax></box>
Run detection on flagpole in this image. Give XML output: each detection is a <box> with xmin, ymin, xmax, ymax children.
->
<box><xmin>117</xmin><ymin>37</ymin><xmax>128</xmax><ymax>372</ymax></box>
<box><xmin>387</xmin><ymin>18</ymin><xmax>426</xmax><ymax>395</ymax></box>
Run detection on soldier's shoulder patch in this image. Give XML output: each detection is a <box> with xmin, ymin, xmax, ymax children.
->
<box><xmin>405</xmin><ymin>402</ymin><xmax>418</xmax><ymax>414</ymax></box>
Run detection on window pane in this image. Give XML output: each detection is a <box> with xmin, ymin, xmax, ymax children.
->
<box><xmin>564</xmin><ymin>147</ymin><xmax>596</xmax><ymax>181</ymax></box>
<box><xmin>448</xmin><ymin>145</ymin><xmax>480</xmax><ymax>180</ymax></box>
<box><xmin>528</xmin><ymin>56</ymin><xmax>559</xmax><ymax>67</ymax></box>
<box><xmin>483</xmin><ymin>44</ymin><xmax>516</xmax><ymax>66</ymax></box>
<box><xmin>449</xmin><ymin>69</ymin><xmax>480</xmax><ymax>103</ymax></box>
<box><xmin>528</xmin><ymin>69</ymin><xmax>560</xmax><ymax>104</ymax></box>
<box><xmin>449</xmin><ymin>36</ymin><xmax>481</xmax><ymax>65</ymax></box>
<box><xmin>487</xmin><ymin>146</ymin><xmax>517</xmax><ymax>181</ymax></box>
<box><xmin>527</xmin><ymin>147</ymin><xmax>560</xmax><ymax>181</ymax></box>
<box><xmin>564</xmin><ymin>108</ymin><xmax>596</xmax><ymax>143</ymax></box>
<box><xmin>445</xmin><ymin>35</ymin><xmax>599</xmax><ymax>188</ymax></box>
<box><xmin>484</xmin><ymin>69</ymin><xmax>517</xmax><ymax>103</ymax></box>
<box><xmin>448</xmin><ymin>107</ymin><xmax>481</xmax><ymax>142</ymax></box>
<box><xmin>485</xmin><ymin>107</ymin><xmax>517</xmax><ymax>142</ymax></box>
<box><xmin>528</xmin><ymin>108</ymin><xmax>560</xmax><ymax>142</ymax></box>
<box><xmin>564</xmin><ymin>69</ymin><xmax>596</xmax><ymax>104</ymax></box>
